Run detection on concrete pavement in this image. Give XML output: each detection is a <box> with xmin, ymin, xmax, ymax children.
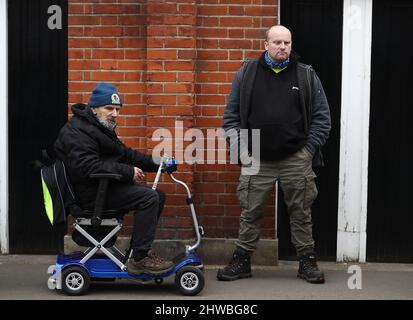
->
<box><xmin>1</xmin><ymin>255</ymin><xmax>413</xmax><ymax>300</ymax></box>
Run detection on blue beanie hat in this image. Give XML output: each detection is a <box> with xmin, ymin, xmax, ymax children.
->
<box><xmin>88</xmin><ymin>82</ymin><xmax>122</xmax><ymax>108</ymax></box>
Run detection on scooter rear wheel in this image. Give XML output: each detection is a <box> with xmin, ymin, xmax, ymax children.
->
<box><xmin>62</xmin><ymin>266</ymin><xmax>90</xmax><ymax>296</ymax></box>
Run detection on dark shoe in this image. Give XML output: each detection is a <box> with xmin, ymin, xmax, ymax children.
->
<box><xmin>127</xmin><ymin>250</ymin><xmax>174</xmax><ymax>275</ymax></box>
<box><xmin>297</xmin><ymin>252</ymin><xmax>325</xmax><ymax>284</ymax></box>
<box><xmin>217</xmin><ymin>248</ymin><xmax>252</xmax><ymax>281</ymax></box>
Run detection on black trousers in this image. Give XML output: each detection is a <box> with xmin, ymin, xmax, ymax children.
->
<box><xmin>104</xmin><ymin>183</ymin><xmax>165</xmax><ymax>259</ymax></box>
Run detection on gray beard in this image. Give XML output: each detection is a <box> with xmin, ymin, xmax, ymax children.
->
<box><xmin>96</xmin><ymin>115</ymin><xmax>117</xmax><ymax>131</ymax></box>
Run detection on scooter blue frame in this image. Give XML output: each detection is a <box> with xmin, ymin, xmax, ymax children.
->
<box><xmin>47</xmin><ymin>156</ymin><xmax>205</xmax><ymax>296</ymax></box>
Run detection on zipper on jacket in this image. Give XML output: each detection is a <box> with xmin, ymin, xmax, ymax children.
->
<box><xmin>306</xmin><ymin>67</ymin><xmax>312</xmax><ymax>120</ymax></box>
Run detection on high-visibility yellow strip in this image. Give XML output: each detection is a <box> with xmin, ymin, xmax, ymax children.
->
<box><xmin>42</xmin><ymin>178</ymin><xmax>54</xmax><ymax>224</ymax></box>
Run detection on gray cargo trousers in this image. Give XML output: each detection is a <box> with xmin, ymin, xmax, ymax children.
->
<box><xmin>235</xmin><ymin>146</ymin><xmax>318</xmax><ymax>256</ymax></box>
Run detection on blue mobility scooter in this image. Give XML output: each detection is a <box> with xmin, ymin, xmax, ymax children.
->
<box><xmin>45</xmin><ymin>156</ymin><xmax>205</xmax><ymax>296</ymax></box>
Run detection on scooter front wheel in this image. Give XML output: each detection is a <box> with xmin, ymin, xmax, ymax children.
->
<box><xmin>175</xmin><ymin>266</ymin><xmax>204</xmax><ymax>296</ymax></box>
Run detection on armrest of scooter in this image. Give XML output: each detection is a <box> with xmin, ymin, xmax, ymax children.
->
<box><xmin>89</xmin><ymin>173</ymin><xmax>122</xmax><ymax>227</ymax></box>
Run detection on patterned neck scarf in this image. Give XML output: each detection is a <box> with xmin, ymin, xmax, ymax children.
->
<box><xmin>264</xmin><ymin>51</ymin><xmax>290</xmax><ymax>69</ymax></box>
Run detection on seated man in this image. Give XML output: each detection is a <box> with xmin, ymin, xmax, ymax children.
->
<box><xmin>54</xmin><ymin>82</ymin><xmax>174</xmax><ymax>275</ymax></box>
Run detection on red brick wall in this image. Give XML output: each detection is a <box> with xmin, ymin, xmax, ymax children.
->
<box><xmin>68</xmin><ymin>0</ymin><xmax>278</xmax><ymax>239</ymax></box>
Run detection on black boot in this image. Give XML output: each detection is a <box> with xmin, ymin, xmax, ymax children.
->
<box><xmin>217</xmin><ymin>248</ymin><xmax>252</xmax><ymax>281</ymax></box>
<box><xmin>297</xmin><ymin>252</ymin><xmax>325</xmax><ymax>284</ymax></box>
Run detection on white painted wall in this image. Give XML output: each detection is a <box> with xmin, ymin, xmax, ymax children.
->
<box><xmin>337</xmin><ymin>0</ymin><xmax>373</xmax><ymax>262</ymax></box>
<box><xmin>0</xmin><ymin>0</ymin><xmax>8</xmax><ymax>253</ymax></box>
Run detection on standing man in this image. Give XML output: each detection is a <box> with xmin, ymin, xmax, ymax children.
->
<box><xmin>218</xmin><ymin>25</ymin><xmax>331</xmax><ymax>283</ymax></box>
<box><xmin>54</xmin><ymin>82</ymin><xmax>175</xmax><ymax>275</ymax></box>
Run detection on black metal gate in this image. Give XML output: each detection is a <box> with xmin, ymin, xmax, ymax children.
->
<box><xmin>8</xmin><ymin>0</ymin><xmax>68</xmax><ymax>253</ymax></box>
<box><xmin>279</xmin><ymin>0</ymin><xmax>343</xmax><ymax>260</ymax></box>
<box><xmin>367</xmin><ymin>0</ymin><xmax>413</xmax><ymax>262</ymax></box>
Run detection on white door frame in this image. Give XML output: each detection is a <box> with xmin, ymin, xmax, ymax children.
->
<box><xmin>0</xmin><ymin>0</ymin><xmax>9</xmax><ymax>254</ymax></box>
<box><xmin>337</xmin><ymin>0</ymin><xmax>373</xmax><ymax>262</ymax></box>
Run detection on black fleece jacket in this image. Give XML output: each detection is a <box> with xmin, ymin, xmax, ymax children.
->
<box><xmin>54</xmin><ymin>103</ymin><xmax>159</xmax><ymax>206</ymax></box>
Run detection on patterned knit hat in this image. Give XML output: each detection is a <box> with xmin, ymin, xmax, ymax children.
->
<box><xmin>88</xmin><ymin>83</ymin><xmax>122</xmax><ymax>108</ymax></box>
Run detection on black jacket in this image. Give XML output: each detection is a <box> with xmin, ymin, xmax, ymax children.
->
<box><xmin>222</xmin><ymin>52</ymin><xmax>331</xmax><ymax>167</ymax></box>
<box><xmin>54</xmin><ymin>103</ymin><xmax>159</xmax><ymax>206</ymax></box>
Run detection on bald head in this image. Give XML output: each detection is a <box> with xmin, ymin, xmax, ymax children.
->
<box><xmin>265</xmin><ymin>25</ymin><xmax>291</xmax><ymax>41</ymax></box>
<box><xmin>264</xmin><ymin>25</ymin><xmax>292</xmax><ymax>62</ymax></box>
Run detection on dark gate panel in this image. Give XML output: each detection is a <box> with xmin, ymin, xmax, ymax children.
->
<box><xmin>367</xmin><ymin>0</ymin><xmax>413</xmax><ymax>262</ymax></box>
<box><xmin>279</xmin><ymin>0</ymin><xmax>342</xmax><ymax>260</ymax></box>
<box><xmin>8</xmin><ymin>0</ymin><xmax>68</xmax><ymax>253</ymax></box>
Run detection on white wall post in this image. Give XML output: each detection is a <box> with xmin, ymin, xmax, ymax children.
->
<box><xmin>0</xmin><ymin>0</ymin><xmax>8</xmax><ymax>254</ymax></box>
<box><xmin>337</xmin><ymin>0</ymin><xmax>373</xmax><ymax>262</ymax></box>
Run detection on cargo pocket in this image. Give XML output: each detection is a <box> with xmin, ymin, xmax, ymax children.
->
<box><xmin>236</xmin><ymin>175</ymin><xmax>251</xmax><ymax>210</ymax></box>
<box><xmin>303</xmin><ymin>173</ymin><xmax>318</xmax><ymax>210</ymax></box>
